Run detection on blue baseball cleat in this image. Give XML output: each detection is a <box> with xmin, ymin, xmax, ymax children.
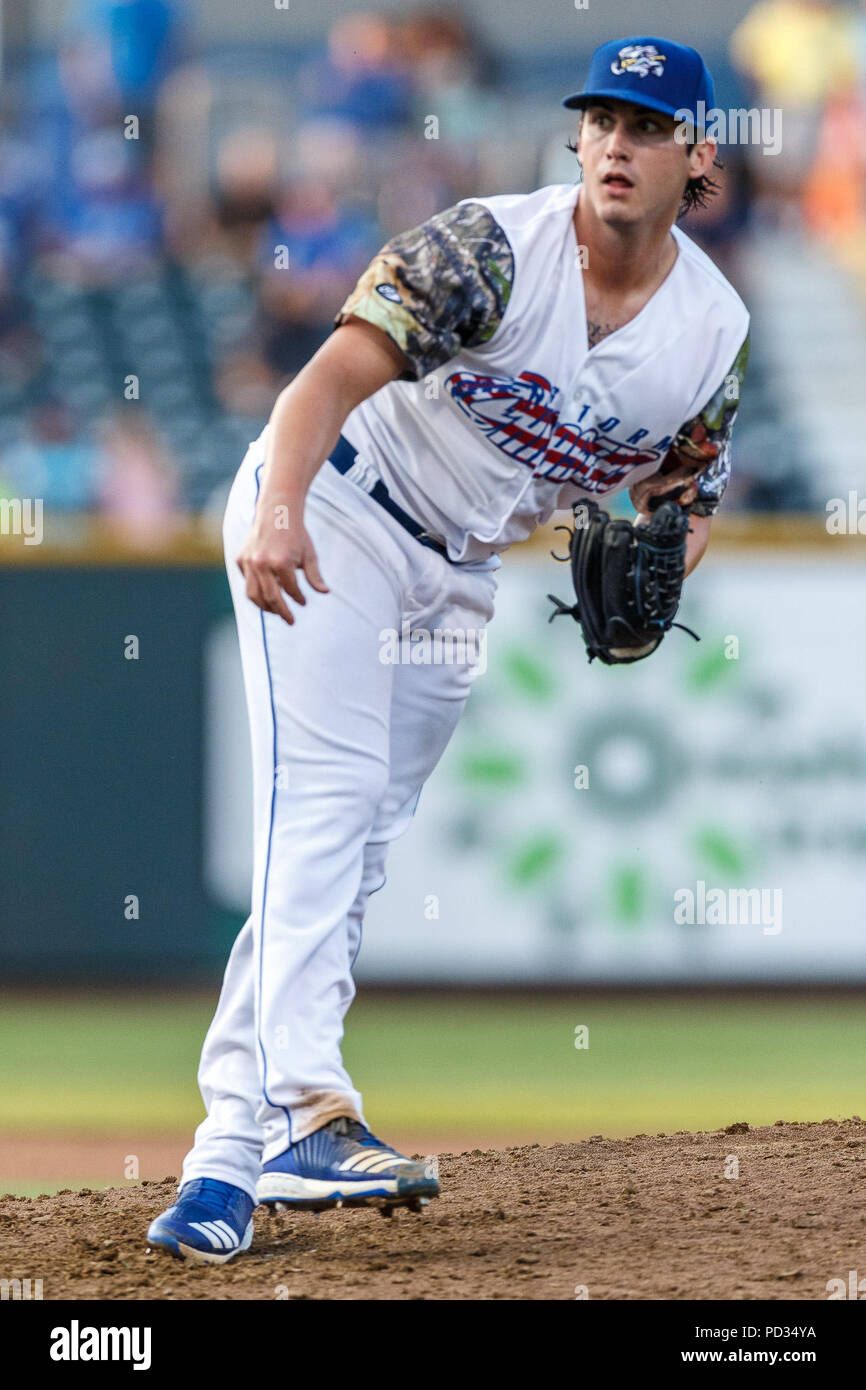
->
<box><xmin>256</xmin><ymin>1117</ymin><xmax>439</xmax><ymax>1214</ymax></box>
<box><xmin>146</xmin><ymin>1178</ymin><xmax>255</xmax><ymax>1264</ymax></box>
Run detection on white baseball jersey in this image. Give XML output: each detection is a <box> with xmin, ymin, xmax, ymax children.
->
<box><xmin>329</xmin><ymin>181</ymin><xmax>750</xmax><ymax>562</ymax></box>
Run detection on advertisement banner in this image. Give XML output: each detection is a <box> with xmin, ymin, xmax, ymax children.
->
<box><xmin>204</xmin><ymin>555</ymin><xmax>866</xmax><ymax>982</ymax></box>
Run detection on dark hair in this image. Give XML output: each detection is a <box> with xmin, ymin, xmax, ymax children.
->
<box><xmin>565</xmin><ymin>127</ymin><xmax>722</xmax><ymax>219</ymax></box>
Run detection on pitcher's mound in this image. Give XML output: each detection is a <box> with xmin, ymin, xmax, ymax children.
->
<box><xmin>3</xmin><ymin>1120</ymin><xmax>862</xmax><ymax>1300</ymax></box>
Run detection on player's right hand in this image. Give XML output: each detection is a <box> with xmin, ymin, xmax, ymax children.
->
<box><xmin>236</xmin><ymin>508</ymin><xmax>329</xmax><ymax>625</ymax></box>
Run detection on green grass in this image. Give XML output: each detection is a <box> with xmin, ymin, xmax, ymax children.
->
<box><xmin>1</xmin><ymin>992</ymin><xmax>865</xmax><ymax>1141</ymax></box>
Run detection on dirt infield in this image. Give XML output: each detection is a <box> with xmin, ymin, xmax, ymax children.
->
<box><xmin>2</xmin><ymin>1119</ymin><xmax>864</xmax><ymax>1300</ymax></box>
<box><xmin>0</xmin><ymin>1130</ymin><xmax>494</xmax><ymax>1190</ymax></box>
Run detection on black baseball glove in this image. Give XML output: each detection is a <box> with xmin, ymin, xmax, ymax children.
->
<box><xmin>547</xmin><ymin>499</ymin><xmax>700</xmax><ymax>665</ymax></box>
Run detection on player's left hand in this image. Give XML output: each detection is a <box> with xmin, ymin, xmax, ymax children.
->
<box><xmin>629</xmin><ymin>460</ymin><xmax>702</xmax><ymax>515</ymax></box>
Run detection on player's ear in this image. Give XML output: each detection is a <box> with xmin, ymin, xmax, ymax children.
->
<box><xmin>687</xmin><ymin>139</ymin><xmax>716</xmax><ymax>181</ymax></box>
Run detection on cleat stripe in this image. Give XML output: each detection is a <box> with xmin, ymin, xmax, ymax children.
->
<box><xmin>202</xmin><ymin>1220</ymin><xmax>232</xmax><ymax>1249</ymax></box>
<box><xmin>363</xmin><ymin>1155</ymin><xmax>414</xmax><ymax>1173</ymax></box>
<box><xmin>208</xmin><ymin>1220</ymin><xmax>237</xmax><ymax>1248</ymax></box>
<box><xmin>195</xmin><ymin>1220</ymin><xmax>231</xmax><ymax>1250</ymax></box>
<box><xmin>338</xmin><ymin>1150</ymin><xmax>412</xmax><ymax>1173</ymax></box>
<box><xmin>189</xmin><ymin>1221</ymin><xmax>226</xmax><ymax>1249</ymax></box>
<box><xmin>339</xmin><ymin>1152</ymin><xmax>389</xmax><ymax>1173</ymax></box>
<box><xmin>212</xmin><ymin>1219</ymin><xmax>239</xmax><ymax>1247</ymax></box>
<box><xmin>338</xmin><ymin>1152</ymin><xmax>383</xmax><ymax>1172</ymax></box>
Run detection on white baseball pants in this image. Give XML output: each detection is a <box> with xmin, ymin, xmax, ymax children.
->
<box><xmin>181</xmin><ymin>445</ymin><xmax>499</xmax><ymax>1199</ymax></box>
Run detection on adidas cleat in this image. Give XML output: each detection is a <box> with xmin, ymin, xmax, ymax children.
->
<box><xmin>146</xmin><ymin>1178</ymin><xmax>255</xmax><ymax>1264</ymax></box>
<box><xmin>256</xmin><ymin>1117</ymin><xmax>439</xmax><ymax>1212</ymax></box>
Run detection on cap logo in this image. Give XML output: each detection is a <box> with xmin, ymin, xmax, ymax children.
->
<box><xmin>611</xmin><ymin>44</ymin><xmax>667</xmax><ymax>79</ymax></box>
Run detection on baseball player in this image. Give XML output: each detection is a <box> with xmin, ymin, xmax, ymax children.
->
<box><xmin>148</xmin><ymin>35</ymin><xmax>749</xmax><ymax>1262</ymax></box>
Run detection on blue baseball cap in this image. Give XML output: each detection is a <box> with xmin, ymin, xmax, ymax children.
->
<box><xmin>562</xmin><ymin>36</ymin><xmax>715</xmax><ymax>128</ymax></box>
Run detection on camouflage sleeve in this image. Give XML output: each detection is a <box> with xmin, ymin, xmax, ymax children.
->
<box><xmin>670</xmin><ymin>333</ymin><xmax>750</xmax><ymax>517</ymax></box>
<box><xmin>333</xmin><ymin>201</ymin><xmax>515</xmax><ymax>381</ymax></box>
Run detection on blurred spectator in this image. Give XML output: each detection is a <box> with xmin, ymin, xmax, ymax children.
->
<box><xmin>0</xmin><ymin>118</ymin><xmax>49</xmax><ymax>275</ymax></box>
<box><xmin>37</xmin><ymin>122</ymin><xmax>163</xmax><ymax>282</ymax></box>
<box><xmin>214</xmin><ymin>349</ymin><xmax>279</xmax><ymax>420</ymax></box>
<box><xmin>186</xmin><ymin>127</ymin><xmax>281</xmax><ymax>268</ymax></box>
<box><xmin>28</xmin><ymin>6</ymin><xmax>170</xmax><ymax>284</ymax></box>
<box><xmin>802</xmin><ymin>89</ymin><xmax>866</xmax><ymax>236</ymax></box>
<box><xmin>297</xmin><ymin>13</ymin><xmax>413</xmax><ymax>132</ymax></box>
<box><xmin>257</xmin><ymin>176</ymin><xmax>380</xmax><ymax>377</ymax></box>
<box><xmin>400</xmin><ymin>8</ymin><xmax>502</xmax><ymax>146</ymax></box>
<box><xmin>65</xmin><ymin>0</ymin><xmax>183</xmax><ymax>126</ymax></box>
<box><xmin>730</xmin><ymin>0</ymin><xmax>858</xmax><ymax>225</ymax></box>
<box><xmin>215</xmin><ymin>128</ymin><xmax>278</xmax><ymax>230</ymax></box>
<box><xmin>2</xmin><ymin>402</ymin><xmax>96</xmax><ymax>510</ymax></box>
<box><xmin>792</xmin><ymin>0</ymin><xmax>866</xmax><ymax>240</ymax></box>
<box><xmin>94</xmin><ymin>407</ymin><xmax>182</xmax><ymax>544</ymax></box>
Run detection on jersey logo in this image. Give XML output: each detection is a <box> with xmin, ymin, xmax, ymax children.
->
<box><xmin>446</xmin><ymin>368</ymin><xmax>664</xmax><ymax>492</ymax></box>
<box><xmin>611</xmin><ymin>44</ymin><xmax>667</xmax><ymax>79</ymax></box>
<box><xmin>375</xmin><ymin>283</ymin><xmax>402</xmax><ymax>303</ymax></box>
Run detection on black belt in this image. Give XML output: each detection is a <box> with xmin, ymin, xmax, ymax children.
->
<box><xmin>328</xmin><ymin>435</ymin><xmax>452</xmax><ymax>562</ymax></box>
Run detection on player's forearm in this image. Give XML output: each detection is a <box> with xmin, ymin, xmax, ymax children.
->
<box><xmin>259</xmin><ymin>370</ymin><xmax>352</xmax><ymax>513</ymax></box>
<box><xmin>684</xmin><ymin>513</ymin><xmax>711</xmax><ymax>575</ymax></box>
<box><xmin>257</xmin><ymin>322</ymin><xmax>404</xmax><ymax>516</ymax></box>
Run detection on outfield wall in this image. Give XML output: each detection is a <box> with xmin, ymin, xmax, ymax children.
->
<box><xmin>2</xmin><ymin>524</ymin><xmax>863</xmax><ymax>984</ymax></box>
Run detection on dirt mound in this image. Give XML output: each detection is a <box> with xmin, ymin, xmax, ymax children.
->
<box><xmin>2</xmin><ymin>1120</ymin><xmax>863</xmax><ymax>1300</ymax></box>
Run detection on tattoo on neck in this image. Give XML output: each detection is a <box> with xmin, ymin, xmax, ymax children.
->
<box><xmin>586</xmin><ymin>318</ymin><xmax>619</xmax><ymax>348</ymax></box>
